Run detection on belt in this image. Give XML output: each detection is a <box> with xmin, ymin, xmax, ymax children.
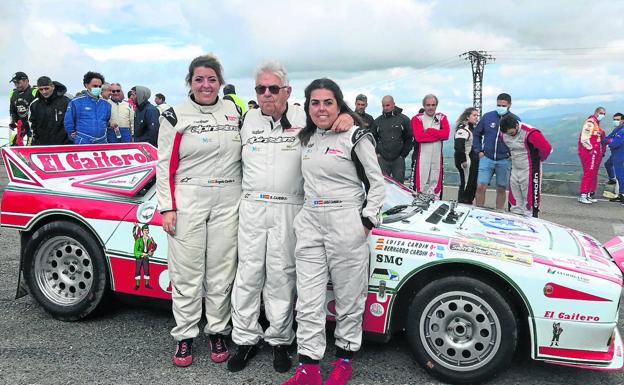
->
<box><xmin>175</xmin><ymin>176</ymin><xmax>241</xmax><ymax>186</ymax></box>
<box><xmin>303</xmin><ymin>196</ymin><xmax>363</xmax><ymax>208</ymax></box>
<box><xmin>242</xmin><ymin>190</ymin><xmax>304</xmax><ymax>204</ymax></box>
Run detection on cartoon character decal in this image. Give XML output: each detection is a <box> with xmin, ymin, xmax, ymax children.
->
<box><xmin>133</xmin><ymin>223</ymin><xmax>157</xmax><ymax>290</ymax></box>
<box><xmin>550</xmin><ymin>322</ymin><xmax>563</xmax><ymax>346</ymax></box>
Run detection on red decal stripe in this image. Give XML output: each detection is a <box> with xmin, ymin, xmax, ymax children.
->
<box><xmin>544</xmin><ymin>282</ymin><xmax>611</xmax><ymax>302</ymax></box>
<box><xmin>1</xmin><ymin>191</ymin><xmax>134</xmax><ymax>222</ymax></box>
<box><xmin>0</xmin><ymin>213</ymin><xmax>32</xmax><ymax>227</ymax></box>
<box><xmin>168</xmin><ymin>132</ymin><xmax>182</xmax><ymax>211</ymax></box>
<box><xmin>539</xmin><ymin>344</ymin><xmax>614</xmax><ymax>361</ymax></box>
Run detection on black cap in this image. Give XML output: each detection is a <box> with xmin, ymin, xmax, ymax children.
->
<box><xmin>10</xmin><ymin>71</ymin><xmax>28</xmax><ymax>82</ymax></box>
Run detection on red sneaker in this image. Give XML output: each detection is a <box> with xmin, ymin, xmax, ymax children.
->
<box><xmin>281</xmin><ymin>363</ymin><xmax>321</xmax><ymax>385</ymax></box>
<box><xmin>172</xmin><ymin>339</ymin><xmax>193</xmax><ymax>367</ymax></box>
<box><xmin>208</xmin><ymin>334</ymin><xmax>230</xmax><ymax>363</ymax></box>
<box><xmin>324</xmin><ymin>359</ymin><xmax>352</xmax><ymax>385</ymax></box>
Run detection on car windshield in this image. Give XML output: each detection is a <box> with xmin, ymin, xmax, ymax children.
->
<box><xmin>383</xmin><ymin>179</ymin><xmax>413</xmax><ymax>211</ymax></box>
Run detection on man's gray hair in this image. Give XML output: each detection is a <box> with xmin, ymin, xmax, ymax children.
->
<box><xmin>255</xmin><ymin>61</ymin><xmax>289</xmax><ymax>86</ymax></box>
<box><xmin>102</xmin><ymin>82</ymin><xmax>111</xmax><ymax>90</ymax></box>
<box><xmin>422</xmin><ymin>93</ymin><xmax>438</xmax><ymax>106</ymax></box>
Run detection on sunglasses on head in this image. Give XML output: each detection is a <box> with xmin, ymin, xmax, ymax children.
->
<box><xmin>255</xmin><ymin>85</ymin><xmax>287</xmax><ymax>95</ymax></box>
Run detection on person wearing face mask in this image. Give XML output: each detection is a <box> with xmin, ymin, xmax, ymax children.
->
<box><xmin>454</xmin><ymin>107</ymin><xmax>480</xmax><ymax>204</ymax></box>
<box><xmin>156</xmin><ymin>53</ymin><xmax>243</xmax><ymax>367</ymax></box>
<box><xmin>64</xmin><ymin>71</ymin><xmax>111</xmax><ymax>144</ymax></box>
<box><xmin>499</xmin><ymin>115</ymin><xmax>552</xmax><ymax>217</ymax></box>
<box><xmin>28</xmin><ymin>76</ymin><xmax>71</xmax><ymax>145</ymax></box>
<box><xmin>281</xmin><ymin>78</ymin><xmax>384</xmax><ymax>385</ymax></box>
<box><xmin>604</xmin><ymin>113</ymin><xmax>623</xmax><ymax>186</ymax></box>
<box><xmin>577</xmin><ymin>107</ymin><xmax>607</xmax><ymax>204</ymax></box>
<box><xmin>472</xmin><ymin>93</ymin><xmax>520</xmax><ymax>210</ymax></box>
<box><xmin>605</xmin><ymin>113</ymin><xmax>624</xmax><ymax>203</ymax></box>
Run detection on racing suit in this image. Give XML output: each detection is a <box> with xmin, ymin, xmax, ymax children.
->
<box><xmin>411</xmin><ymin>112</ymin><xmax>450</xmax><ymax>197</ymax></box>
<box><xmin>578</xmin><ymin>115</ymin><xmax>606</xmax><ymax>194</ymax></box>
<box><xmin>64</xmin><ymin>93</ymin><xmax>111</xmax><ymax>144</ymax></box>
<box><xmin>295</xmin><ymin>126</ymin><xmax>385</xmax><ymax>360</ymax></box>
<box><xmin>607</xmin><ymin>123</ymin><xmax>624</xmax><ymax>194</ymax></box>
<box><xmin>502</xmin><ymin>123</ymin><xmax>552</xmax><ymax>217</ymax></box>
<box><xmin>156</xmin><ymin>96</ymin><xmax>242</xmax><ymax>341</ymax></box>
<box><xmin>231</xmin><ymin>104</ymin><xmax>306</xmax><ymax>347</ymax></box>
<box><xmin>454</xmin><ymin>122</ymin><xmax>479</xmax><ymax>204</ymax></box>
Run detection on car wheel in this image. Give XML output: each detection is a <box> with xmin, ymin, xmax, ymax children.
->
<box><xmin>407</xmin><ymin>275</ymin><xmax>517</xmax><ymax>384</ymax></box>
<box><xmin>23</xmin><ymin>220</ymin><xmax>109</xmax><ymax>321</ymax></box>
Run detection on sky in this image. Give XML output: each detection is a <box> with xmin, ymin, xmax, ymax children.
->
<box><xmin>2</xmin><ymin>0</ymin><xmax>624</xmax><ymax>131</ymax></box>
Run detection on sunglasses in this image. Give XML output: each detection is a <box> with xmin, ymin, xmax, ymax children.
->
<box><xmin>110</xmin><ymin>89</ymin><xmax>122</xmax><ymax>93</ymax></box>
<box><xmin>255</xmin><ymin>85</ymin><xmax>287</xmax><ymax>95</ymax></box>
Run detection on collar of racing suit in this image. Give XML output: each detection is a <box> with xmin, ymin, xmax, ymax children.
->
<box><xmin>261</xmin><ymin>102</ymin><xmax>292</xmax><ymax>131</ymax></box>
<box><xmin>189</xmin><ymin>95</ymin><xmax>222</xmax><ymax>113</ymax></box>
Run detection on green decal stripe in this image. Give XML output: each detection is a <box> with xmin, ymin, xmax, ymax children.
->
<box><xmin>9</xmin><ymin>160</ymin><xmax>28</xmax><ymax>180</ymax></box>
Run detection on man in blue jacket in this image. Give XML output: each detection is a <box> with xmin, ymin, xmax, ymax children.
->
<box><xmin>473</xmin><ymin>93</ymin><xmax>518</xmax><ymax>209</ymax></box>
<box><xmin>607</xmin><ymin>113</ymin><xmax>624</xmax><ymax>203</ymax></box>
<box><xmin>64</xmin><ymin>71</ymin><xmax>111</xmax><ymax>144</ymax></box>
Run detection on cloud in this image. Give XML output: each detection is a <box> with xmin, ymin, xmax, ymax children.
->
<box><xmin>84</xmin><ymin>43</ymin><xmax>204</xmax><ymax>62</ymax></box>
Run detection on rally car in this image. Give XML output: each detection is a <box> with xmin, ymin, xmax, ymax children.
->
<box><xmin>1</xmin><ymin>143</ymin><xmax>623</xmax><ymax>384</ymax></box>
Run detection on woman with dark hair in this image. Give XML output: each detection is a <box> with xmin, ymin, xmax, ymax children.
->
<box><xmin>156</xmin><ymin>53</ymin><xmax>242</xmax><ymax>367</ymax></box>
<box><xmin>281</xmin><ymin>78</ymin><xmax>384</xmax><ymax>385</ymax></box>
<box><xmin>454</xmin><ymin>107</ymin><xmax>480</xmax><ymax>204</ymax></box>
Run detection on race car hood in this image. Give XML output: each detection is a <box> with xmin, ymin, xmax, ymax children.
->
<box><xmin>379</xmin><ymin>200</ymin><xmax>624</xmax><ymax>284</ymax></box>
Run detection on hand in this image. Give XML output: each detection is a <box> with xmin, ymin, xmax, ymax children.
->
<box><xmin>162</xmin><ymin>211</ymin><xmax>177</xmax><ymax>236</ymax></box>
<box><xmin>364</xmin><ymin>227</ymin><xmax>370</xmax><ymax>236</ymax></box>
<box><xmin>461</xmin><ymin>161</ymin><xmax>468</xmax><ymax>169</ymax></box>
<box><xmin>479</xmin><ymin>151</ymin><xmax>484</xmax><ymax>159</ymax></box>
<box><xmin>331</xmin><ymin>113</ymin><xmax>354</xmax><ymax>132</ymax></box>
<box><xmin>70</xmin><ymin>132</ymin><xmax>76</xmax><ymax>139</ymax></box>
<box><xmin>112</xmin><ymin>123</ymin><xmax>119</xmax><ymax>129</ymax></box>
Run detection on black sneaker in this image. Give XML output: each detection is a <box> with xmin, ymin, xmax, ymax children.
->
<box><xmin>172</xmin><ymin>338</ymin><xmax>193</xmax><ymax>367</ymax></box>
<box><xmin>226</xmin><ymin>343</ymin><xmax>259</xmax><ymax>372</ymax></box>
<box><xmin>208</xmin><ymin>334</ymin><xmax>230</xmax><ymax>363</ymax></box>
<box><xmin>272</xmin><ymin>345</ymin><xmax>292</xmax><ymax>373</ymax></box>
<box><xmin>607</xmin><ymin>179</ymin><xmax>617</xmax><ymax>185</ymax></box>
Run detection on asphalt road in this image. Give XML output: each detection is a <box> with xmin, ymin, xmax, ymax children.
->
<box><xmin>0</xmin><ymin>187</ymin><xmax>623</xmax><ymax>385</ymax></box>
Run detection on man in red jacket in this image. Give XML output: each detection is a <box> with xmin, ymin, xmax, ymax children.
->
<box><xmin>411</xmin><ymin>94</ymin><xmax>450</xmax><ymax>198</ymax></box>
<box><xmin>577</xmin><ymin>107</ymin><xmax>607</xmax><ymax>204</ymax></box>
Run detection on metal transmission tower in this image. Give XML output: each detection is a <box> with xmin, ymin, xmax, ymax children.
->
<box><xmin>460</xmin><ymin>51</ymin><xmax>495</xmax><ymax>117</ymax></box>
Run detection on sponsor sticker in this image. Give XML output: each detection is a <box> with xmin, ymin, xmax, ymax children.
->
<box><xmin>369</xmin><ymin>303</ymin><xmax>385</xmax><ymax>317</ymax></box>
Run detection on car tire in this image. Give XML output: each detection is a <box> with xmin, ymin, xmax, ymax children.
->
<box><xmin>23</xmin><ymin>220</ymin><xmax>109</xmax><ymax>321</ymax></box>
<box><xmin>407</xmin><ymin>275</ymin><xmax>517</xmax><ymax>384</ymax></box>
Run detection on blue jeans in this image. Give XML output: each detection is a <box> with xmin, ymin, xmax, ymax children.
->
<box><xmin>107</xmin><ymin>127</ymin><xmax>132</xmax><ymax>143</ymax></box>
<box><xmin>477</xmin><ymin>156</ymin><xmax>510</xmax><ymax>187</ymax></box>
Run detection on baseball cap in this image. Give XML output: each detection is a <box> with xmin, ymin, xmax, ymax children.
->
<box><xmin>10</xmin><ymin>71</ymin><xmax>28</xmax><ymax>82</ymax></box>
<box><xmin>355</xmin><ymin>94</ymin><xmax>367</xmax><ymax>102</ymax></box>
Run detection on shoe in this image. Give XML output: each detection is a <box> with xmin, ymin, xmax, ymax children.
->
<box><xmin>208</xmin><ymin>334</ymin><xmax>230</xmax><ymax>363</ymax></box>
<box><xmin>281</xmin><ymin>363</ymin><xmax>321</xmax><ymax>385</ymax></box>
<box><xmin>273</xmin><ymin>345</ymin><xmax>292</xmax><ymax>373</ymax></box>
<box><xmin>607</xmin><ymin>179</ymin><xmax>617</xmax><ymax>185</ymax></box>
<box><xmin>325</xmin><ymin>358</ymin><xmax>353</xmax><ymax>385</ymax></box>
<box><xmin>578</xmin><ymin>194</ymin><xmax>592</xmax><ymax>204</ymax></box>
<box><xmin>588</xmin><ymin>192</ymin><xmax>598</xmax><ymax>203</ymax></box>
<box><xmin>226</xmin><ymin>343</ymin><xmax>259</xmax><ymax>372</ymax></box>
<box><xmin>610</xmin><ymin>194</ymin><xmax>624</xmax><ymax>203</ymax></box>
<box><xmin>172</xmin><ymin>338</ymin><xmax>193</xmax><ymax>367</ymax></box>
<box><xmin>145</xmin><ymin>283</ymin><xmax>152</xmax><ymax>289</ymax></box>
